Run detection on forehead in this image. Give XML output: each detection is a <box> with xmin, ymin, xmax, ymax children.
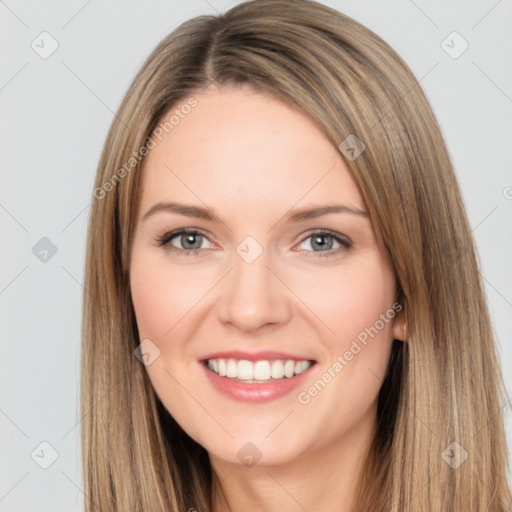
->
<box><xmin>139</xmin><ymin>86</ymin><xmax>365</xmax><ymax>219</ymax></box>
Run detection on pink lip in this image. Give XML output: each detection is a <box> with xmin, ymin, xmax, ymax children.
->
<box><xmin>199</xmin><ymin>360</ymin><xmax>316</xmax><ymax>403</ymax></box>
<box><xmin>199</xmin><ymin>350</ymin><xmax>314</xmax><ymax>362</ymax></box>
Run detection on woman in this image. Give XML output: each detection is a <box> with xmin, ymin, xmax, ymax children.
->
<box><xmin>81</xmin><ymin>0</ymin><xmax>511</xmax><ymax>510</ymax></box>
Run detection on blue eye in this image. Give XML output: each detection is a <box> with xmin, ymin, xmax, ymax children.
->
<box><xmin>155</xmin><ymin>228</ymin><xmax>352</xmax><ymax>257</ymax></box>
<box><xmin>297</xmin><ymin>230</ymin><xmax>352</xmax><ymax>257</ymax></box>
<box><xmin>156</xmin><ymin>229</ymin><xmax>213</xmax><ymax>255</ymax></box>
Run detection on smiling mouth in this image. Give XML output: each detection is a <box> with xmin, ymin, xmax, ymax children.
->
<box><xmin>202</xmin><ymin>358</ymin><xmax>316</xmax><ymax>383</ymax></box>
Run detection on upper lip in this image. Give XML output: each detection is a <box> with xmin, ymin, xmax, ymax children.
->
<box><xmin>200</xmin><ymin>350</ymin><xmax>316</xmax><ymax>362</ymax></box>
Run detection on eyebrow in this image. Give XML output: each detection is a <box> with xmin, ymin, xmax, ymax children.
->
<box><xmin>141</xmin><ymin>201</ymin><xmax>368</xmax><ymax>223</ymax></box>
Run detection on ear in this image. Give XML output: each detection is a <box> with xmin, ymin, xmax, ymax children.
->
<box><xmin>392</xmin><ymin>308</ymin><xmax>407</xmax><ymax>342</ymax></box>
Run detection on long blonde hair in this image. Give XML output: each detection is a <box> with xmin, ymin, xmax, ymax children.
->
<box><xmin>81</xmin><ymin>1</ymin><xmax>511</xmax><ymax>510</ymax></box>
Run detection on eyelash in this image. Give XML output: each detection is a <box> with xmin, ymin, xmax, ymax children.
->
<box><xmin>155</xmin><ymin>228</ymin><xmax>352</xmax><ymax>258</ymax></box>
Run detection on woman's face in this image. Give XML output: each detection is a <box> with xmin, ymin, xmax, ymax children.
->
<box><xmin>130</xmin><ymin>86</ymin><xmax>403</xmax><ymax>468</ymax></box>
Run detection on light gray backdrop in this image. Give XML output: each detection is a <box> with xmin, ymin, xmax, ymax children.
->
<box><xmin>1</xmin><ymin>1</ymin><xmax>511</xmax><ymax>510</ymax></box>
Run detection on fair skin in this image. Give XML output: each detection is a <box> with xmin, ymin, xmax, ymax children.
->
<box><xmin>129</xmin><ymin>85</ymin><xmax>405</xmax><ymax>512</ymax></box>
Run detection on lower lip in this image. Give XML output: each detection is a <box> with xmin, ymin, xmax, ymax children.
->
<box><xmin>200</xmin><ymin>362</ymin><xmax>315</xmax><ymax>403</ymax></box>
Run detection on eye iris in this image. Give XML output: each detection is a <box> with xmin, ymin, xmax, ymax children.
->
<box><xmin>312</xmin><ymin>234</ymin><xmax>333</xmax><ymax>251</ymax></box>
<box><xmin>182</xmin><ymin>233</ymin><xmax>202</xmax><ymax>250</ymax></box>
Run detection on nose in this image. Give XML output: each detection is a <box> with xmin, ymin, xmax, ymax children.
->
<box><xmin>217</xmin><ymin>248</ymin><xmax>292</xmax><ymax>333</ymax></box>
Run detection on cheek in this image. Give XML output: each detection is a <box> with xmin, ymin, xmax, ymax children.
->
<box><xmin>319</xmin><ymin>259</ymin><xmax>396</xmax><ymax>398</ymax></box>
<box><xmin>130</xmin><ymin>251</ymin><xmax>207</xmax><ymax>341</ymax></box>
<box><xmin>129</xmin><ymin>253</ymin><xmax>206</xmax><ymax>420</ymax></box>
<box><xmin>130</xmin><ymin>270</ymin><xmax>170</xmax><ymax>341</ymax></box>
<box><xmin>293</xmin><ymin>256</ymin><xmax>396</xmax><ymax>348</ymax></box>
<box><xmin>293</xmin><ymin>255</ymin><xmax>397</xmax><ymax>410</ymax></box>
<box><xmin>290</xmin><ymin>259</ymin><xmax>397</xmax><ymax>438</ymax></box>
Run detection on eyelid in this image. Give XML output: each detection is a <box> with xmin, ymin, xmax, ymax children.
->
<box><xmin>155</xmin><ymin>228</ymin><xmax>352</xmax><ymax>257</ymax></box>
<box><xmin>155</xmin><ymin>228</ymin><xmax>215</xmax><ymax>252</ymax></box>
<box><xmin>294</xmin><ymin>229</ymin><xmax>352</xmax><ymax>257</ymax></box>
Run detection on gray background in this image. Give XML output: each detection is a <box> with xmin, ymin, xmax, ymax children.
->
<box><xmin>1</xmin><ymin>0</ymin><xmax>511</xmax><ymax>510</ymax></box>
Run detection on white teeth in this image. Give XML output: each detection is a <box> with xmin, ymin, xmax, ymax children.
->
<box><xmin>207</xmin><ymin>359</ymin><xmax>219</xmax><ymax>373</ymax></box>
<box><xmin>294</xmin><ymin>360</ymin><xmax>309</xmax><ymax>375</ymax></box>
<box><xmin>205</xmin><ymin>357</ymin><xmax>312</xmax><ymax>381</ymax></box>
<box><xmin>218</xmin><ymin>358</ymin><xmax>227</xmax><ymax>377</ymax></box>
<box><xmin>284</xmin><ymin>360</ymin><xmax>295</xmax><ymax>378</ymax></box>
<box><xmin>271</xmin><ymin>360</ymin><xmax>285</xmax><ymax>379</ymax></box>
<box><xmin>226</xmin><ymin>359</ymin><xmax>237</xmax><ymax>378</ymax></box>
<box><xmin>237</xmin><ymin>360</ymin><xmax>253</xmax><ymax>380</ymax></box>
<box><xmin>253</xmin><ymin>361</ymin><xmax>271</xmax><ymax>380</ymax></box>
